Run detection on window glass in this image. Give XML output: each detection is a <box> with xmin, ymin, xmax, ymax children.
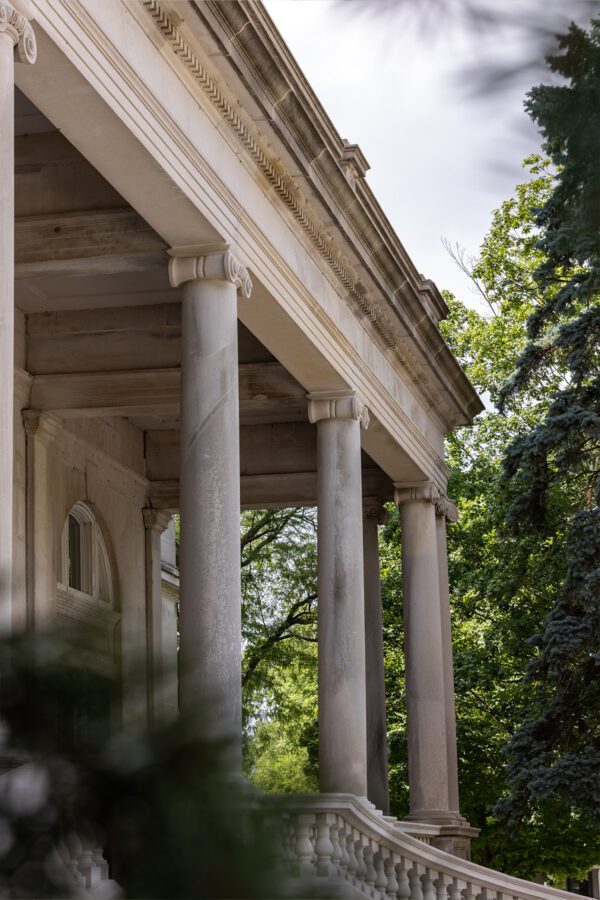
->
<box><xmin>68</xmin><ymin>513</ymin><xmax>82</xmax><ymax>591</ymax></box>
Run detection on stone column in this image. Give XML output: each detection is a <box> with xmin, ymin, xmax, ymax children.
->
<box><xmin>395</xmin><ymin>483</ymin><xmax>450</xmax><ymax>820</ymax></box>
<box><xmin>308</xmin><ymin>391</ymin><xmax>369</xmax><ymax>797</ymax></box>
<box><xmin>169</xmin><ymin>248</ymin><xmax>251</xmax><ymax>771</ymax></box>
<box><xmin>395</xmin><ymin>482</ymin><xmax>476</xmax><ymax>857</ymax></box>
<box><xmin>0</xmin><ymin>2</ymin><xmax>36</xmax><ymax>633</ymax></box>
<box><xmin>143</xmin><ymin>508</ymin><xmax>173</xmax><ymax>728</ymax></box>
<box><xmin>435</xmin><ymin>497</ymin><xmax>461</xmax><ymax>816</ymax></box>
<box><xmin>363</xmin><ymin>497</ymin><xmax>389</xmax><ymax>814</ymax></box>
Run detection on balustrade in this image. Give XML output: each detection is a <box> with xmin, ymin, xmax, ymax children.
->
<box><xmin>268</xmin><ymin>795</ymin><xmax>578</xmax><ymax>900</ymax></box>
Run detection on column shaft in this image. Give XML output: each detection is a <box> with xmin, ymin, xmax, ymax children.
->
<box><xmin>0</xmin><ymin>1</ymin><xmax>36</xmax><ymax>633</ymax></box>
<box><xmin>399</xmin><ymin>495</ymin><xmax>450</xmax><ymax>817</ymax></box>
<box><xmin>311</xmin><ymin>393</ymin><xmax>368</xmax><ymax>797</ymax></box>
<box><xmin>172</xmin><ymin>250</ymin><xmax>250</xmax><ymax>772</ymax></box>
<box><xmin>0</xmin><ymin>31</ymin><xmax>15</xmax><ymax>633</ymax></box>
<box><xmin>363</xmin><ymin>503</ymin><xmax>389</xmax><ymax>813</ymax></box>
<box><xmin>436</xmin><ymin>513</ymin><xmax>460</xmax><ymax>813</ymax></box>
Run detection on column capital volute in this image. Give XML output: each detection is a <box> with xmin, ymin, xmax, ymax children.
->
<box><xmin>0</xmin><ymin>1</ymin><xmax>37</xmax><ymax>64</ymax></box>
<box><xmin>307</xmin><ymin>390</ymin><xmax>369</xmax><ymax>429</ymax></box>
<box><xmin>394</xmin><ymin>481</ymin><xmax>458</xmax><ymax>522</ymax></box>
<box><xmin>168</xmin><ymin>245</ymin><xmax>252</xmax><ymax>299</ymax></box>
<box><xmin>143</xmin><ymin>508</ymin><xmax>172</xmax><ymax>534</ymax></box>
<box><xmin>363</xmin><ymin>496</ymin><xmax>389</xmax><ymax>525</ymax></box>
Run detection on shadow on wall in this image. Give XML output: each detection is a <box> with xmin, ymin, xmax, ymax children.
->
<box><xmin>0</xmin><ymin>626</ymin><xmax>281</xmax><ymax>899</ymax></box>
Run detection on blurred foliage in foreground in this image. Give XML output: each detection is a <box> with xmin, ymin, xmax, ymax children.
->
<box><xmin>0</xmin><ymin>632</ymin><xmax>279</xmax><ymax>899</ymax></box>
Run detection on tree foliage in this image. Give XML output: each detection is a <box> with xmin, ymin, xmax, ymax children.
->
<box><xmin>494</xmin><ymin>19</ymin><xmax>600</xmax><ymax>831</ymax></box>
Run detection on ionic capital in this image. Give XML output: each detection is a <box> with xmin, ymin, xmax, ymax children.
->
<box><xmin>168</xmin><ymin>247</ymin><xmax>252</xmax><ymax>299</ymax></box>
<box><xmin>394</xmin><ymin>481</ymin><xmax>439</xmax><ymax>508</ymax></box>
<box><xmin>435</xmin><ymin>494</ymin><xmax>459</xmax><ymax>523</ymax></box>
<box><xmin>0</xmin><ymin>1</ymin><xmax>36</xmax><ymax>64</ymax></box>
<box><xmin>307</xmin><ymin>390</ymin><xmax>369</xmax><ymax>429</ymax></box>
<box><xmin>394</xmin><ymin>481</ymin><xmax>458</xmax><ymax>522</ymax></box>
<box><xmin>143</xmin><ymin>508</ymin><xmax>173</xmax><ymax>534</ymax></box>
<box><xmin>363</xmin><ymin>496</ymin><xmax>389</xmax><ymax>525</ymax></box>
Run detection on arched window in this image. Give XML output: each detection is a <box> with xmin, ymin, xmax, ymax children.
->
<box><xmin>58</xmin><ymin>502</ymin><xmax>114</xmax><ymax>608</ymax></box>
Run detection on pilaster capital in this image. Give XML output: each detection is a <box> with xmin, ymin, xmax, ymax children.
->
<box><xmin>394</xmin><ymin>481</ymin><xmax>458</xmax><ymax>522</ymax></box>
<box><xmin>307</xmin><ymin>390</ymin><xmax>369</xmax><ymax>429</ymax></box>
<box><xmin>22</xmin><ymin>410</ymin><xmax>59</xmax><ymax>446</ymax></box>
<box><xmin>0</xmin><ymin>1</ymin><xmax>36</xmax><ymax>64</ymax></box>
<box><xmin>143</xmin><ymin>508</ymin><xmax>173</xmax><ymax>534</ymax></box>
<box><xmin>363</xmin><ymin>496</ymin><xmax>389</xmax><ymax>525</ymax></box>
<box><xmin>168</xmin><ymin>246</ymin><xmax>252</xmax><ymax>299</ymax></box>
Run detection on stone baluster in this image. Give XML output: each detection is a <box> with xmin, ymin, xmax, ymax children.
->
<box><xmin>448</xmin><ymin>878</ymin><xmax>463</xmax><ymax>900</ymax></box>
<box><xmin>375</xmin><ymin>848</ymin><xmax>389</xmax><ymax>895</ymax></box>
<box><xmin>294</xmin><ymin>813</ymin><xmax>315</xmax><ymax>878</ymax></box>
<box><xmin>309</xmin><ymin>391</ymin><xmax>369</xmax><ymax>796</ymax></box>
<box><xmin>409</xmin><ymin>865</ymin><xmax>424</xmax><ymax>900</ymax></box>
<box><xmin>385</xmin><ymin>853</ymin><xmax>400</xmax><ymax>899</ymax></box>
<box><xmin>330</xmin><ymin>818</ymin><xmax>343</xmax><ymax>876</ymax></box>
<box><xmin>436</xmin><ymin>873</ymin><xmax>449</xmax><ymax>900</ymax></box>
<box><xmin>0</xmin><ymin>0</ymin><xmax>36</xmax><ymax>633</ymax></box>
<box><xmin>364</xmin><ymin>840</ymin><xmax>377</xmax><ymax>893</ymax></box>
<box><xmin>169</xmin><ymin>248</ymin><xmax>251</xmax><ymax>770</ymax></box>
<box><xmin>315</xmin><ymin>812</ymin><xmax>335</xmax><ymax>877</ymax></box>
<box><xmin>422</xmin><ymin>869</ymin><xmax>437</xmax><ymax>900</ymax></box>
<box><xmin>338</xmin><ymin>818</ymin><xmax>350</xmax><ymax>875</ymax></box>
<box><xmin>354</xmin><ymin>832</ymin><xmax>368</xmax><ymax>885</ymax></box>
<box><xmin>346</xmin><ymin>827</ymin><xmax>359</xmax><ymax>884</ymax></box>
<box><xmin>397</xmin><ymin>858</ymin><xmax>412</xmax><ymax>900</ymax></box>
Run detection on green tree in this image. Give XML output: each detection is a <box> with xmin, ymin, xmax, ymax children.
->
<box><xmin>240</xmin><ymin>508</ymin><xmax>318</xmax><ymax>793</ymax></box>
<box><xmin>495</xmin><ymin>19</ymin><xmax>600</xmax><ymax>829</ymax></box>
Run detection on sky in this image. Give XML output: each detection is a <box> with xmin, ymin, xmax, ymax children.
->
<box><xmin>263</xmin><ymin>0</ymin><xmax>546</xmax><ymax>311</ymax></box>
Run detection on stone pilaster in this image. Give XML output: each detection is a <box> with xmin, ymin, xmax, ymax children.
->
<box><xmin>363</xmin><ymin>496</ymin><xmax>389</xmax><ymax>814</ymax></box>
<box><xmin>143</xmin><ymin>508</ymin><xmax>173</xmax><ymax>728</ymax></box>
<box><xmin>308</xmin><ymin>390</ymin><xmax>369</xmax><ymax>797</ymax></box>
<box><xmin>0</xmin><ymin>0</ymin><xmax>36</xmax><ymax>634</ymax></box>
<box><xmin>22</xmin><ymin>411</ymin><xmax>59</xmax><ymax>631</ymax></box>
<box><xmin>169</xmin><ymin>246</ymin><xmax>251</xmax><ymax>770</ymax></box>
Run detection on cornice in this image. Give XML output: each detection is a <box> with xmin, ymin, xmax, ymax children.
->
<box><xmin>0</xmin><ymin>0</ymin><xmax>37</xmax><ymax>62</ymax></box>
<box><xmin>140</xmin><ymin>0</ymin><xmax>483</xmax><ymax>429</ymax></box>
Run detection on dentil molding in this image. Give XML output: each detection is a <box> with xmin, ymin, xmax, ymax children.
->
<box><xmin>168</xmin><ymin>248</ymin><xmax>252</xmax><ymax>299</ymax></box>
<box><xmin>0</xmin><ymin>0</ymin><xmax>36</xmax><ymax>63</ymax></box>
<box><xmin>308</xmin><ymin>391</ymin><xmax>369</xmax><ymax>429</ymax></box>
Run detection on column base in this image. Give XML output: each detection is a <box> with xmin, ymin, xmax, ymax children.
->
<box><xmin>397</xmin><ymin>811</ymin><xmax>480</xmax><ymax>860</ymax></box>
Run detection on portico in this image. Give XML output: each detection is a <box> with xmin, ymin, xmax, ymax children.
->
<box><xmin>1</xmin><ymin>0</ymin><xmax>483</xmax><ymax>871</ymax></box>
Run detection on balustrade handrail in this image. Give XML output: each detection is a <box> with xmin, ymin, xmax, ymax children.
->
<box><xmin>263</xmin><ymin>793</ymin><xmax>577</xmax><ymax>900</ymax></box>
